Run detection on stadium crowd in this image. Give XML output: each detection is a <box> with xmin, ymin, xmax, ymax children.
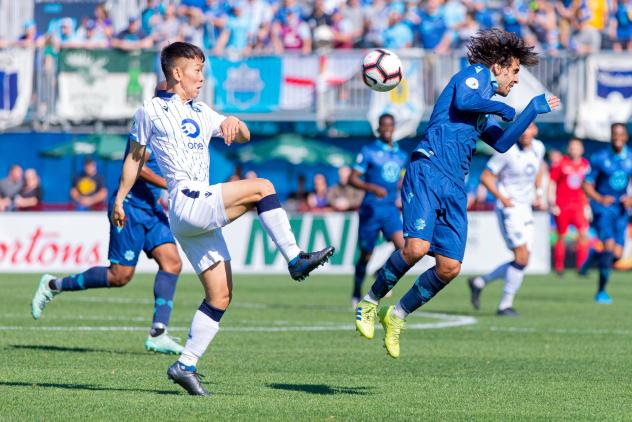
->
<box><xmin>2</xmin><ymin>0</ymin><xmax>632</xmax><ymax>55</ymax></box>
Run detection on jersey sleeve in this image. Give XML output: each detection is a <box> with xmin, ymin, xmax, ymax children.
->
<box><xmin>204</xmin><ymin>105</ymin><xmax>227</xmax><ymax>138</ymax></box>
<box><xmin>485</xmin><ymin>151</ymin><xmax>507</xmax><ymax>175</ymax></box>
<box><xmin>353</xmin><ymin>147</ymin><xmax>369</xmax><ymax>174</ymax></box>
<box><xmin>585</xmin><ymin>155</ymin><xmax>600</xmax><ymax>184</ymax></box>
<box><xmin>129</xmin><ymin>106</ymin><xmax>152</xmax><ymax>146</ymax></box>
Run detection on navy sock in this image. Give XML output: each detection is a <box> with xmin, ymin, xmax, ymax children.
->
<box><xmin>399</xmin><ymin>267</ymin><xmax>447</xmax><ymax>314</ymax></box>
<box><xmin>59</xmin><ymin>267</ymin><xmax>109</xmax><ymax>291</ymax></box>
<box><xmin>353</xmin><ymin>259</ymin><xmax>368</xmax><ymax>299</ymax></box>
<box><xmin>199</xmin><ymin>300</ymin><xmax>225</xmax><ymax>323</ymax></box>
<box><xmin>152</xmin><ymin>271</ymin><xmax>179</xmax><ymax>327</ymax></box>
<box><xmin>598</xmin><ymin>251</ymin><xmax>614</xmax><ymax>293</ymax></box>
<box><xmin>369</xmin><ymin>250</ymin><xmax>412</xmax><ymax>299</ymax></box>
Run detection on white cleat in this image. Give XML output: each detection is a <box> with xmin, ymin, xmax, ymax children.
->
<box><xmin>31</xmin><ymin>274</ymin><xmax>59</xmax><ymax>320</ymax></box>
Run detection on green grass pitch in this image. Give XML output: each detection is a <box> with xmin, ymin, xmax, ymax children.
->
<box><xmin>1</xmin><ymin>271</ymin><xmax>631</xmax><ymax>420</ymax></box>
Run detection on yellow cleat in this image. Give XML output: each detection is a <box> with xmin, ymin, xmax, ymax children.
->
<box><xmin>355</xmin><ymin>299</ymin><xmax>378</xmax><ymax>339</ymax></box>
<box><xmin>378</xmin><ymin>305</ymin><xmax>405</xmax><ymax>358</ymax></box>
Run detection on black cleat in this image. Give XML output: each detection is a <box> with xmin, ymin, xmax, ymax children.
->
<box><xmin>288</xmin><ymin>246</ymin><xmax>335</xmax><ymax>281</ymax></box>
<box><xmin>467</xmin><ymin>277</ymin><xmax>482</xmax><ymax>310</ymax></box>
<box><xmin>496</xmin><ymin>307</ymin><xmax>519</xmax><ymax>317</ymax></box>
<box><xmin>167</xmin><ymin>362</ymin><xmax>211</xmax><ymax>396</ymax></box>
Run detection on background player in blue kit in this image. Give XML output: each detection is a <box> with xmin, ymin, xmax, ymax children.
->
<box><xmin>582</xmin><ymin>123</ymin><xmax>632</xmax><ymax>304</ymax></box>
<box><xmin>31</xmin><ymin>131</ymin><xmax>184</xmax><ymax>355</ymax></box>
<box><xmin>354</xmin><ymin>28</ymin><xmax>560</xmax><ymax>358</ymax></box>
<box><xmin>349</xmin><ymin>113</ymin><xmax>407</xmax><ymax>309</ymax></box>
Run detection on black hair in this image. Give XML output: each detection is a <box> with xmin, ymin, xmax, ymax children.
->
<box><xmin>378</xmin><ymin>113</ymin><xmax>395</xmax><ymax>126</ymax></box>
<box><xmin>611</xmin><ymin>122</ymin><xmax>627</xmax><ymax>132</ymax></box>
<box><xmin>160</xmin><ymin>42</ymin><xmax>205</xmax><ymax>81</ymax></box>
<box><xmin>466</xmin><ymin>29</ymin><xmax>539</xmax><ymax>68</ymax></box>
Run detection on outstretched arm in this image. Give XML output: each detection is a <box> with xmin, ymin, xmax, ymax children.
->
<box><xmin>481</xmin><ymin>94</ymin><xmax>560</xmax><ymax>153</ymax></box>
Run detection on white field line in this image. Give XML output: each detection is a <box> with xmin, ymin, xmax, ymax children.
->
<box><xmin>0</xmin><ymin>312</ymin><xmax>477</xmax><ymax>332</ymax></box>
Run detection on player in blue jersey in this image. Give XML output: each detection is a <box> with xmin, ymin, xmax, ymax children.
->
<box><xmin>31</xmin><ymin>128</ymin><xmax>185</xmax><ymax>355</ymax></box>
<box><xmin>349</xmin><ymin>113</ymin><xmax>407</xmax><ymax>309</ymax></box>
<box><xmin>582</xmin><ymin>123</ymin><xmax>632</xmax><ymax>304</ymax></box>
<box><xmin>354</xmin><ymin>29</ymin><xmax>560</xmax><ymax>358</ymax></box>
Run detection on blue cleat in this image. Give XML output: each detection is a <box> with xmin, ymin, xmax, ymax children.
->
<box><xmin>595</xmin><ymin>291</ymin><xmax>612</xmax><ymax>304</ymax></box>
<box><xmin>288</xmin><ymin>247</ymin><xmax>335</xmax><ymax>281</ymax></box>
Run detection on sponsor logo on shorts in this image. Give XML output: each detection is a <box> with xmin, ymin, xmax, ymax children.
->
<box><xmin>415</xmin><ymin>218</ymin><xmax>426</xmax><ymax>231</ymax></box>
<box><xmin>124</xmin><ymin>250</ymin><xmax>135</xmax><ymax>261</ymax></box>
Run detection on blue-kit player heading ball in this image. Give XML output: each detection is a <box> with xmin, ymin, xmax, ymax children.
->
<box><xmin>582</xmin><ymin>123</ymin><xmax>632</xmax><ymax>304</ymax></box>
<box><xmin>354</xmin><ymin>28</ymin><xmax>560</xmax><ymax>358</ymax></box>
<box><xmin>349</xmin><ymin>113</ymin><xmax>407</xmax><ymax>308</ymax></box>
<box><xmin>31</xmin><ymin>113</ymin><xmax>185</xmax><ymax>355</ymax></box>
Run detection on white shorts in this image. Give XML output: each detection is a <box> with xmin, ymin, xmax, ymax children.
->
<box><xmin>495</xmin><ymin>204</ymin><xmax>534</xmax><ymax>251</ymax></box>
<box><xmin>168</xmin><ymin>182</ymin><xmax>231</xmax><ymax>274</ymax></box>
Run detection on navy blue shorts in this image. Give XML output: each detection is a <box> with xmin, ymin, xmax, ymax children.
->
<box><xmin>401</xmin><ymin>156</ymin><xmax>468</xmax><ymax>262</ymax></box>
<box><xmin>592</xmin><ymin>204</ymin><xmax>628</xmax><ymax>247</ymax></box>
<box><xmin>108</xmin><ymin>199</ymin><xmax>175</xmax><ymax>266</ymax></box>
<box><xmin>357</xmin><ymin>204</ymin><xmax>402</xmax><ymax>252</ymax></box>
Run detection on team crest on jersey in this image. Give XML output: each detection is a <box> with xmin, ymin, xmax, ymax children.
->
<box><xmin>609</xmin><ymin>170</ymin><xmax>628</xmax><ymax>190</ymax></box>
<box><xmin>381</xmin><ymin>161</ymin><xmax>400</xmax><ymax>183</ymax></box>
<box><xmin>181</xmin><ymin>118</ymin><xmax>201</xmax><ymax>138</ymax></box>
<box><xmin>466</xmin><ymin>77</ymin><xmax>479</xmax><ymax>89</ymax></box>
<box><xmin>524</xmin><ymin>163</ymin><xmax>536</xmax><ymax>176</ymax></box>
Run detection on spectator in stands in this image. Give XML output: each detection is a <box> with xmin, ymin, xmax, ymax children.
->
<box><xmin>556</xmin><ymin>0</ymin><xmax>578</xmax><ymax>49</ymax></box>
<box><xmin>75</xmin><ymin>19</ymin><xmax>109</xmax><ymax>49</ymax></box>
<box><xmin>328</xmin><ymin>166</ymin><xmax>364</xmax><ymax>211</ymax></box>
<box><xmin>51</xmin><ymin>17</ymin><xmax>79</xmax><ymax>49</ymax></box>
<box><xmin>181</xmin><ymin>7</ymin><xmax>205</xmax><ymax>48</ymax></box>
<box><xmin>214</xmin><ymin>4</ymin><xmax>251</xmax><ymax>55</ymax></box>
<box><xmin>0</xmin><ymin>164</ymin><xmax>23</xmax><ymax>212</ymax></box>
<box><xmin>502</xmin><ymin>0</ymin><xmax>529</xmax><ymax>39</ymax></box>
<box><xmin>344</xmin><ymin>0</ymin><xmax>365</xmax><ymax>47</ymax></box>
<box><xmin>244</xmin><ymin>0</ymin><xmax>274</xmax><ymax>40</ymax></box>
<box><xmin>307</xmin><ymin>0</ymin><xmax>331</xmax><ymax>31</ymax></box>
<box><xmin>612</xmin><ymin>0</ymin><xmax>632</xmax><ymax>51</ymax></box>
<box><xmin>92</xmin><ymin>2</ymin><xmax>113</xmax><ymax>41</ymax></box>
<box><xmin>571</xmin><ymin>7</ymin><xmax>603</xmax><ymax>54</ymax></box>
<box><xmin>15</xmin><ymin>20</ymin><xmax>45</xmax><ymax>48</ymax></box>
<box><xmin>14</xmin><ymin>169</ymin><xmax>42</xmax><ymax>211</ymax></box>
<box><xmin>308</xmin><ymin>173</ymin><xmax>332</xmax><ymax>211</ymax></box>
<box><xmin>112</xmin><ymin>17</ymin><xmax>153</xmax><ymax>50</ymax></box>
<box><xmin>141</xmin><ymin>0</ymin><xmax>162</xmax><ymax>35</ymax></box>
<box><xmin>203</xmin><ymin>0</ymin><xmax>228</xmax><ymax>50</ymax></box>
<box><xmin>70</xmin><ymin>158</ymin><xmax>107</xmax><ymax>211</ymax></box>
<box><xmin>455</xmin><ymin>10</ymin><xmax>480</xmax><ymax>48</ymax></box>
<box><xmin>364</xmin><ymin>0</ymin><xmax>390</xmax><ymax>47</ymax></box>
<box><xmin>153</xmin><ymin>4</ymin><xmax>182</xmax><ymax>48</ymax></box>
<box><xmin>529</xmin><ymin>0</ymin><xmax>559</xmax><ymax>53</ymax></box>
<box><xmin>329</xmin><ymin>8</ymin><xmax>356</xmax><ymax>49</ymax></box>
<box><xmin>272</xmin><ymin>7</ymin><xmax>312</xmax><ymax>53</ymax></box>
<box><xmin>383</xmin><ymin>11</ymin><xmax>413</xmax><ymax>49</ymax></box>
<box><xmin>418</xmin><ymin>0</ymin><xmax>452</xmax><ymax>53</ymax></box>
<box><xmin>286</xmin><ymin>174</ymin><xmax>310</xmax><ymax>212</ymax></box>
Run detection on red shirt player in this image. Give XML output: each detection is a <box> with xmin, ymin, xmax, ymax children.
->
<box><xmin>549</xmin><ymin>138</ymin><xmax>591</xmax><ymax>274</ymax></box>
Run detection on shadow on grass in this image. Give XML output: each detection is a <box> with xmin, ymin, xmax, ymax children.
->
<box><xmin>0</xmin><ymin>381</ymin><xmax>179</xmax><ymax>395</ymax></box>
<box><xmin>268</xmin><ymin>383</ymin><xmax>372</xmax><ymax>395</ymax></box>
<box><xmin>9</xmin><ymin>344</ymin><xmax>147</xmax><ymax>356</ymax></box>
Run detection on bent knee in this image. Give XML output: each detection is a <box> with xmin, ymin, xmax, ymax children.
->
<box><xmin>436</xmin><ymin>261</ymin><xmax>461</xmax><ymax>282</ymax></box>
<box><xmin>108</xmin><ymin>272</ymin><xmax>133</xmax><ymax>287</ymax></box>
<box><xmin>159</xmin><ymin>257</ymin><xmax>183</xmax><ymax>275</ymax></box>
<box><xmin>257</xmin><ymin>178</ymin><xmax>276</xmax><ymax>198</ymax></box>
<box><xmin>402</xmin><ymin>241</ymin><xmax>429</xmax><ymax>263</ymax></box>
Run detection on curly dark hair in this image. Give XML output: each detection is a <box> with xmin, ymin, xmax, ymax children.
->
<box><xmin>466</xmin><ymin>29</ymin><xmax>539</xmax><ymax>68</ymax></box>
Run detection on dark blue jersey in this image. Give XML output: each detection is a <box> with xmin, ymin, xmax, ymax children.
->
<box><xmin>586</xmin><ymin>146</ymin><xmax>632</xmax><ymax>207</ymax></box>
<box><xmin>414</xmin><ymin>64</ymin><xmax>512</xmax><ymax>186</ymax></box>
<box><xmin>354</xmin><ymin>140</ymin><xmax>408</xmax><ymax>207</ymax></box>
<box><xmin>114</xmin><ymin>140</ymin><xmax>164</xmax><ymax>211</ymax></box>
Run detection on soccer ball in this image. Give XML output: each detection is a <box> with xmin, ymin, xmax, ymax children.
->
<box><xmin>362</xmin><ymin>49</ymin><xmax>403</xmax><ymax>92</ymax></box>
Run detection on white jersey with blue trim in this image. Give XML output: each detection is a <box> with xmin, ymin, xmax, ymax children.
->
<box><xmin>486</xmin><ymin>139</ymin><xmax>545</xmax><ymax>207</ymax></box>
<box><xmin>129</xmin><ymin>92</ymin><xmax>226</xmax><ymax>191</ymax></box>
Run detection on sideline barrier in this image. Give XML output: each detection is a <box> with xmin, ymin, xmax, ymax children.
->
<box><xmin>0</xmin><ymin>211</ymin><xmax>551</xmax><ymax>274</ymax></box>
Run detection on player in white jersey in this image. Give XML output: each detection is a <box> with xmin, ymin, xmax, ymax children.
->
<box><xmin>111</xmin><ymin>42</ymin><xmax>334</xmax><ymax>396</ymax></box>
<box><xmin>468</xmin><ymin>122</ymin><xmax>546</xmax><ymax>316</ymax></box>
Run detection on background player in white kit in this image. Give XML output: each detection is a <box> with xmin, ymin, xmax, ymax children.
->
<box><xmin>111</xmin><ymin>42</ymin><xmax>334</xmax><ymax>396</ymax></box>
<box><xmin>468</xmin><ymin>122</ymin><xmax>546</xmax><ymax>316</ymax></box>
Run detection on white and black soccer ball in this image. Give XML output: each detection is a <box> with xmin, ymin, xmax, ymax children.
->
<box><xmin>362</xmin><ymin>49</ymin><xmax>403</xmax><ymax>92</ymax></box>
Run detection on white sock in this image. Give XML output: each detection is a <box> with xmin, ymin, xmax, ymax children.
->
<box><xmin>53</xmin><ymin>279</ymin><xmax>63</xmax><ymax>291</ymax></box>
<box><xmin>392</xmin><ymin>302</ymin><xmax>408</xmax><ymax>319</ymax></box>
<box><xmin>363</xmin><ymin>290</ymin><xmax>379</xmax><ymax>305</ymax></box>
<box><xmin>472</xmin><ymin>276</ymin><xmax>485</xmax><ymax>289</ymax></box>
<box><xmin>258</xmin><ymin>208</ymin><xmax>301</xmax><ymax>263</ymax></box>
<box><xmin>499</xmin><ymin>264</ymin><xmax>525</xmax><ymax>310</ymax></box>
<box><xmin>178</xmin><ymin>310</ymin><xmax>220</xmax><ymax>367</ymax></box>
<box><xmin>482</xmin><ymin>262</ymin><xmax>511</xmax><ymax>285</ymax></box>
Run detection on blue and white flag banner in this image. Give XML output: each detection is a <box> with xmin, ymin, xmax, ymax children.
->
<box><xmin>0</xmin><ymin>48</ymin><xmax>33</xmax><ymax>131</ymax></box>
<box><xmin>576</xmin><ymin>54</ymin><xmax>632</xmax><ymax>141</ymax></box>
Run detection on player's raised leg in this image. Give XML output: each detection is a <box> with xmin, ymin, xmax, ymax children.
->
<box><xmin>221</xmin><ymin>178</ymin><xmax>334</xmax><ymax>281</ymax></box>
<box><xmin>168</xmin><ymin>260</ymin><xmax>232</xmax><ymax>396</ymax></box>
<box><xmin>145</xmin><ymin>242</ymin><xmax>184</xmax><ymax>354</ymax></box>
